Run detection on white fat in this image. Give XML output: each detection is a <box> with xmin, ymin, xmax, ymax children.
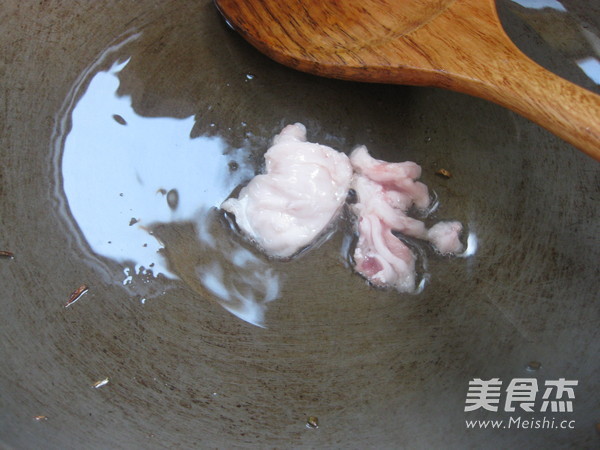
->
<box><xmin>427</xmin><ymin>221</ymin><xmax>464</xmax><ymax>255</ymax></box>
<box><xmin>221</xmin><ymin>123</ymin><xmax>353</xmax><ymax>258</ymax></box>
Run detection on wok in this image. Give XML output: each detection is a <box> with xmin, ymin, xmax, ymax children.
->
<box><xmin>1</xmin><ymin>0</ymin><xmax>598</xmax><ymax>448</ymax></box>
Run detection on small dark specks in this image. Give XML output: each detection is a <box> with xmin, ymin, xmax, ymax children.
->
<box><xmin>166</xmin><ymin>189</ymin><xmax>179</xmax><ymax>210</ymax></box>
<box><xmin>129</xmin><ymin>217</ymin><xmax>140</xmax><ymax>226</ymax></box>
<box><xmin>179</xmin><ymin>401</ymin><xmax>192</xmax><ymax>409</ymax></box>
<box><xmin>119</xmin><ymin>193</ymin><xmax>124</xmax><ymax>197</ymax></box>
<box><xmin>112</xmin><ymin>114</ymin><xmax>127</xmax><ymax>125</ymax></box>
<box><xmin>435</xmin><ymin>168</ymin><xmax>452</xmax><ymax>179</ymax></box>
<box><xmin>525</xmin><ymin>361</ymin><xmax>542</xmax><ymax>372</ymax></box>
<box><xmin>65</xmin><ymin>284</ymin><xmax>89</xmax><ymax>307</ymax></box>
<box><xmin>0</xmin><ymin>250</ymin><xmax>15</xmax><ymax>259</ymax></box>
<box><xmin>306</xmin><ymin>416</ymin><xmax>319</xmax><ymax>429</ymax></box>
<box><xmin>228</xmin><ymin>161</ymin><xmax>239</xmax><ymax>171</ymax></box>
<box><xmin>157</xmin><ymin>188</ymin><xmax>167</xmax><ymax>196</ymax></box>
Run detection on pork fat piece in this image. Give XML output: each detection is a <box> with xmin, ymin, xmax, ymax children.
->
<box><xmin>350</xmin><ymin>146</ymin><xmax>463</xmax><ymax>292</ymax></box>
<box><xmin>221</xmin><ymin>123</ymin><xmax>353</xmax><ymax>258</ymax></box>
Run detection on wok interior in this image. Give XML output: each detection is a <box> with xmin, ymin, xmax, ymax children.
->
<box><xmin>1</xmin><ymin>0</ymin><xmax>598</xmax><ymax>448</ymax></box>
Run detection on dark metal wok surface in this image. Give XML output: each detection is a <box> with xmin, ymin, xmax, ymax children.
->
<box><xmin>1</xmin><ymin>1</ymin><xmax>598</xmax><ymax>448</ymax></box>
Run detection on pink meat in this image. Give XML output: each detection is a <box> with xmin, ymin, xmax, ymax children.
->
<box><xmin>353</xmin><ymin>213</ymin><xmax>417</xmax><ymax>292</ymax></box>
<box><xmin>350</xmin><ymin>146</ymin><xmax>430</xmax><ymax>209</ymax></box>
<box><xmin>350</xmin><ymin>147</ymin><xmax>463</xmax><ymax>292</ymax></box>
<box><xmin>427</xmin><ymin>221</ymin><xmax>464</xmax><ymax>255</ymax></box>
<box><xmin>221</xmin><ymin>123</ymin><xmax>464</xmax><ymax>294</ymax></box>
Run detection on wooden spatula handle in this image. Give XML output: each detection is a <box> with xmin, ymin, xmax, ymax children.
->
<box><xmin>450</xmin><ymin>48</ymin><xmax>600</xmax><ymax>160</ymax></box>
<box><xmin>382</xmin><ymin>0</ymin><xmax>600</xmax><ymax>160</ymax></box>
<box><xmin>216</xmin><ymin>0</ymin><xmax>600</xmax><ymax>159</ymax></box>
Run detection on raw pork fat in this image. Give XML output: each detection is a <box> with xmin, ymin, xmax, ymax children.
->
<box><xmin>221</xmin><ymin>123</ymin><xmax>353</xmax><ymax>258</ymax></box>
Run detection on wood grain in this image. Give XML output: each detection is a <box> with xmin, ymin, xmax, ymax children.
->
<box><xmin>216</xmin><ymin>0</ymin><xmax>600</xmax><ymax>160</ymax></box>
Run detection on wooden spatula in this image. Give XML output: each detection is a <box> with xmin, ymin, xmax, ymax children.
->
<box><xmin>214</xmin><ymin>0</ymin><xmax>600</xmax><ymax>160</ymax></box>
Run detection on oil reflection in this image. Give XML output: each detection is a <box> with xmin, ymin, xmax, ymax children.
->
<box><xmin>508</xmin><ymin>0</ymin><xmax>600</xmax><ymax>87</ymax></box>
<box><xmin>59</xmin><ymin>57</ymin><xmax>279</xmax><ymax>326</ymax></box>
<box><xmin>510</xmin><ymin>0</ymin><xmax>566</xmax><ymax>12</ymax></box>
<box><xmin>151</xmin><ymin>208</ymin><xmax>281</xmax><ymax>327</ymax></box>
<box><xmin>576</xmin><ymin>57</ymin><xmax>600</xmax><ymax>85</ymax></box>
